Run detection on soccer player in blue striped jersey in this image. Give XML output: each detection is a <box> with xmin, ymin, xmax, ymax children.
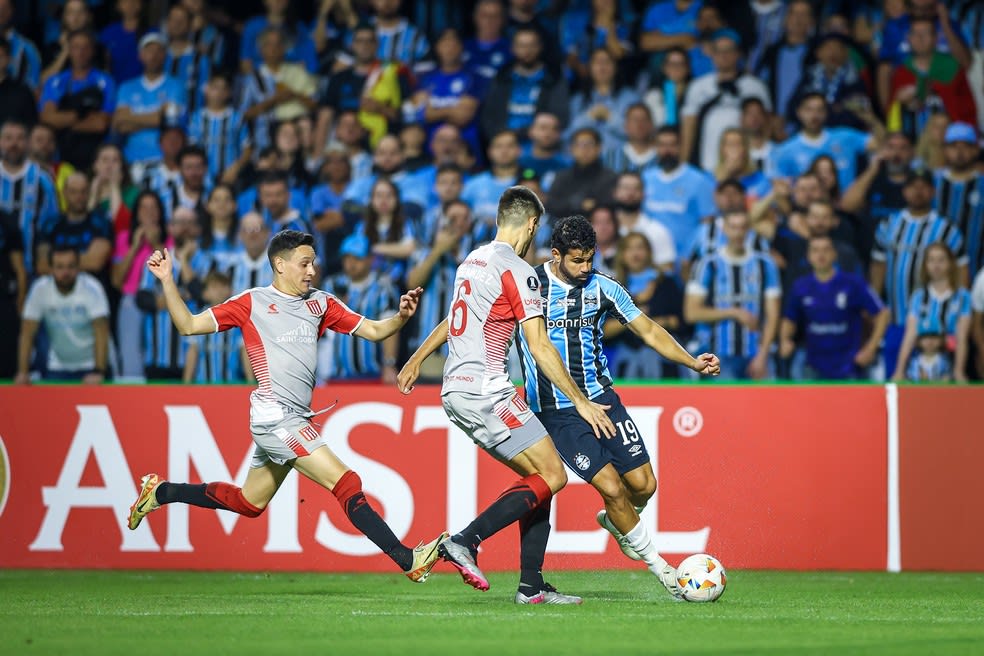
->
<box><xmin>870</xmin><ymin>169</ymin><xmax>968</xmax><ymax>377</ymax></box>
<box><xmin>184</xmin><ymin>271</ymin><xmax>246</xmax><ymax>383</ymax></box>
<box><xmin>517</xmin><ymin>214</ymin><xmax>719</xmax><ymax>595</ymax></box>
<box><xmin>685</xmin><ymin>210</ymin><xmax>782</xmax><ymax>380</ymax></box>
<box><xmin>188</xmin><ymin>72</ymin><xmax>251</xmax><ymax>183</ymax></box>
<box><xmin>323</xmin><ymin>234</ymin><xmax>401</xmax><ymax>382</ymax></box>
<box><xmin>0</xmin><ymin>119</ymin><xmax>59</xmax><ymax>275</ymax></box>
<box><xmin>934</xmin><ymin>123</ymin><xmax>983</xmax><ymax>275</ymax></box>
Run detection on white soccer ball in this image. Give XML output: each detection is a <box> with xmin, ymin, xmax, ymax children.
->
<box><xmin>676</xmin><ymin>553</ymin><xmax>727</xmax><ymax>602</ymax></box>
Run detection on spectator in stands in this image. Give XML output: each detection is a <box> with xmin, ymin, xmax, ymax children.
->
<box><xmin>0</xmin><ymin>0</ymin><xmax>41</xmax><ymax>90</ymax></box>
<box><xmin>888</xmin><ymin>17</ymin><xmax>977</xmax><ymax>142</ymax></box>
<box><xmin>89</xmin><ymin>143</ymin><xmax>139</xmax><ymax>236</ymax></box>
<box><xmin>0</xmin><ymin>36</ymin><xmax>37</xmax><ymax>128</ymax></box>
<box><xmin>181</xmin><ymin>0</ymin><xmax>225</xmax><ymax>69</ymax></box>
<box><xmin>187</xmin><ymin>72</ymin><xmax>251</xmax><ymax>186</ymax></box>
<box><xmin>567</xmin><ymin>46</ymin><xmax>639</xmax><ymax>153</ymax></box>
<box><xmin>35</xmin><ymin>172</ymin><xmax>112</xmax><ymax>286</ymax></box>
<box><xmin>463</xmin><ymin>129</ymin><xmax>521</xmax><ymax>232</ymax></box>
<box><xmin>223</xmin><ymin>211</ymin><xmax>273</xmax><ymax>294</ymax></box>
<box><xmin>420</xmin><ymin>163</ymin><xmax>464</xmax><ymax>246</ymax></box>
<box><xmin>114</xmin><ymin>33</ymin><xmax>186</xmax><ymax>169</ymax></box>
<box><xmin>791</xmin><ymin>32</ymin><xmax>872</xmax><ymax>131</ymax></box>
<box><xmin>160</xmin><ymin>145</ymin><xmax>209</xmax><ymax>222</ymax></box>
<box><xmin>643</xmin><ymin>47</ymin><xmax>690</xmax><ymax>130</ymax></box>
<box><xmin>505</xmin><ymin>0</ymin><xmax>562</xmax><ymax>69</ymax></box>
<box><xmin>771</xmin><ymin>93</ymin><xmax>881</xmax><ymax>192</ymax></box>
<box><xmin>714</xmin><ymin>127</ymin><xmax>771</xmax><ymax>203</ymax></box>
<box><xmin>589</xmin><ymin>204</ymin><xmax>618</xmax><ymax>274</ymax></box>
<box><xmin>38</xmin><ymin>30</ymin><xmax>115</xmax><ymax>170</ymax></box>
<box><xmin>464</xmin><ymin>0</ymin><xmax>511</xmax><ymax>96</ymax></box>
<box><xmin>547</xmin><ymin>127</ymin><xmax>617</xmax><ymax>222</ymax></box>
<box><xmin>259</xmin><ymin>172</ymin><xmax>309</xmax><ymax>234</ymax></box>
<box><xmin>410</xmin><ymin>27</ymin><xmax>481</xmax><ymax>159</ymax></box>
<box><xmin>314</xmin><ymin>24</ymin><xmax>377</xmax><ymax>152</ymax></box>
<box><xmin>905</xmin><ymin>329</ymin><xmax>953</xmax><ymax>381</ymax></box>
<box><xmin>871</xmin><ymin>169</ymin><xmax>968</xmax><ymax>378</ymax></box>
<box><xmin>756</xmin><ymin>0</ymin><xmax>815</xmax><ymax>122</ymax></box>
<box><xmin>840</xmin><ymin>131</ymin><xmax>914</xmax><ymax>261</ymax></box>
<box><xmin>330</xmin><ymin>111</ymin><xmax>372</xmax><ymax>181</ymax></box>
<box><xmin>0</xmin><ymin>119</ymin><xmax>59</xmax><ymax>276</ymax></box>
<box><xmin>774</xmin><ymin>199</ymin><xmax>862</xmax><ymax>292</ymax></box>
<box><xmin>642</xmin><ymin>125</ymin><xmax>716</xmax><ymax>260</ymax></box>
<box><xmin>606</xmin><ymin>231</ymin><xmax>683</xmax><ymax>379</ymax></box>
<box><xmin>111</xmin><ymin>190</ymin><xmax>165</xmax><ymax>380</ymax></box>
<box><xmin>99</xmin><ymin>0</ymin><xmax>146</xmax><ymax>85</ymax></box>
<box><xmin>40</xmin><ymin>0</ymin><xmax>95</xmax><ymax>87</ymax></box>
<box><xmin>685</xmin><ymin>210</ymin><xmax>781</xmax><ymax>380</ymax></box>
<box><xmin>517</xmin><ymin>112</ymin><xmax>569</xmax><ymax>190</ymax></box>
<box><xmin>163</xmin><ymin>4</ymin><xmax>211</xmax><ymax>119</ymax></box>
<box><xmin>242</xmin><ymin>27</ymin><xmax>318</xmax><ymax>153</ymax></box>
<box><xmin>479</xmin><ymin>26</ymin><xmax>569</xmax><ymax>142</ymax></box>
<box><xmin>972</xmin><ymin>267</ymin><xmax>984</xmax><ymax>378</ymax></box>
<box><xmin>364</xmin><ymin>0</ymin><xmax>429</xmax><ymax>70</ymax></box>
<box><xmin>406</xmin><ymin>198</ymin><xmax>473</xmax><ymax>365</ymax></box>
<box><xmin>343</xmin><ymin>133</ymin><xmax>429</xmax><ymax>210</ymax></box>
<box><xmin>808</xmin><ymin>155</ymin><xmax>842</xmax><ymax>206</ymax></box>
<box><xmin>683</xmin><ymin>4</ymin><xmax>727</xmax><ymax>79</ymax></box>
<box><xmin>740</xmin><ymin>97</ymin><xmax>775</xmax><ymax>172</ymax></box>
<box><xmin>893</xmin><ymin>242</ymin><xmax>972</xmax><ymax>382</ymax></box>
<box><xmin>746</xmin><ymin>0</ymin><xmax>789</xmax><ymax>75</ymax></box>
<box><xmin>29</xmin><ymin>123</ymin><xmax>74</xmax><ymax>213</ymax></box>
<box><xmin>604</xmin><ymin>103</ymin><xmax>657</xmax><ymax>174</ymax></box>
<box><xmin>311</xmin><ymin>0</ymin><xmax>358</xmax><ymax>77</ymax></box>
<box><xmin>240</xmin><ymin>0</ymin><xmax>317</xmax><ymax>74</ymax></box>
<box><xmin>560</xmin><ymin>0</ymin><xmax>632</xmax><ymax>82</ymax></box>
<box><xmin>136</xmin><ymin>125</ymin><xmax>186</xmax><ymax>200</ymax></box>
<box><xmin>200</xmin><ymin>184</ymin><xmax>239</xmax><ymax>269</ymax></box>
<box><xmin>355</xmin><ymin>176</ymin><xmax>416</xmax><ymax>283</ymax></box>
<box><xmin>780</xmin><ymin>234</ymin><xmax>889</xmax><ymax>380</ymax></box>
<box><xmin>681</xmin><ymin>29</ymin><xmax>771</xmax><ymax>173</ymax></box>
<box><xmin>273</xmin><ymin>120</ymin><xmax>314</xmax><ymax>192</ymax></box>
<box><xmin>687</xmin><ymin>179</ymin><xmax>771</xmax><ymax>283</ymax></box>
<box><xmin>934</xmin><ymin>123</ymin><xmax>983</xmax><ymax>276</ymax></box>
<box><xmin>311</xmin><ymin>144</ymin><xmax>355</xmax><ymax>276</ymax></box>
<box><xmin>183</xmin><ymin>270</ymin><xmax>246</xmax><ymax>383</ymax></box>
<box><xmin>611</xmin><ymin>171</ymin><xmax>675</xmax><ymax>273</ymax></box>
<box><xmin>17</xmin><ymin>246</ymin><xmax>109</xmax><ymax>383</ymax></box>
<box><xmin>0</xmin><ymin>205</ymin><xmax>24</xmax><ymax>377</ymax></box>
<box><xmin>913</xmin><ymin>111</ymin><xmax>949</xmax><ymax>170</ymax></box>
<box><xmin>639</xmin><ymin>0</ymin><xmax>700</xmax><ymax>60</ymax></box>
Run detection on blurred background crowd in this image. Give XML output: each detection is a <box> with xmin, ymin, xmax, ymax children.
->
<box><xmin>1</xmin><ymin>0</ymin><xmax>983</xmax><ymax>385</ymax></box>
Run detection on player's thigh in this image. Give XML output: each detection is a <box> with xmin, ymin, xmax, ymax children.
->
<box><xmin>587</xmin><ymin>462</ymin><xmax>631</xmax><ymax>503</ymax></box>
<box><xmin>598</xmin><ymin>390</ymin><xmax>652</xmax><ymax>480</ymax></box>
<box><xmin>537</xmin><ymin>405</ymin><xmax>613</xmax><ymax>485</ymax></box>
<box><xmin>240</xmin><ymin>460</ymin><xmax>293</xmax><ymax>509</ymax></box>
<box><xmin>507</xmin><ymin>433</ymin><xmax>568</xmax><ymax>492</ymax></box>
<box><xmin>291</xmin><ymin>445</ymin><xmax>350</xmax><ymax>491</ymax></box>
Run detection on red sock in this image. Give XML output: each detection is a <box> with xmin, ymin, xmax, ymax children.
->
<box><xmin>205</xmin><ymin>482</ymin><xmax>263</xmax><ymax>517</ymax></box>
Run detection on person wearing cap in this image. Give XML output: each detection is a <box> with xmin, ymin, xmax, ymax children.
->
<box><xmin>934</xmin><ymin>122</ymin><xmax>983</xmax><ymax>275</ymax></box>
<box><xmin>113</xmin><ymin>32</ymin><xmax>187</xmax><ymax>167</ymax></box>
<box><xmin>320</xmin><ymin>232</ymin><xmax>401</xmax><ymax>383</ymax></box>
<box><xmin>681</xmin><ymin>28</ymin><xmax>771</xmax><ymax>173</ymax></box>
<box><xmin>871</xmin><ymin>167</ymin><xmax>968</xmax><ymax>378</ymax></box>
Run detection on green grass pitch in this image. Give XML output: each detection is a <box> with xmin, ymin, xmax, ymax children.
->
<box><xmin>2</xmin><ymin>570</ymin><xmax>983</xmax><ymax>655</ymax></box>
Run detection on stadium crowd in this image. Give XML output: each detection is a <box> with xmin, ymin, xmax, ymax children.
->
<box><xmin>2</xmin><ymin>0</ymin><xmax>983</xmax><ymax>385</ymax></box>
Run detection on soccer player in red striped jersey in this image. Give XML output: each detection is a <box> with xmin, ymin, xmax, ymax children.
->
<box><xmin>399</xmin><ymin>187</ymin><xmax>616</xmax><ymax>603</ymax></box>
<box><xmin>126</xmin><ymin>230</ymin><xmax>447</xmax><ymax>583</ymax></box>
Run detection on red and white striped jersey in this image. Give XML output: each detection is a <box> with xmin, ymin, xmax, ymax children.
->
<box><xmin>442</xmin><ymin>241</ymin><xmax>544</xmax><ymax>397</ymax></box>
<box><xmin>210</xmin><ymin>285</ymin><xmax>363</xmax><ymax>423</ymax></box>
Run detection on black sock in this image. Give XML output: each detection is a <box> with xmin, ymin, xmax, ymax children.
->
<box><xmin>454</xmin><ymin>478</ymin><xmax>545</xmax><ymax>552</ymax></box>
<box><xmin>155</xmin><ymin>482</ymin><xmax>223</xmax><ymax>509</ymax></box>
<box><xmin>343</xmin><ymin>492</ymin><xmax>413</xmax><ymax>571</ymax></box>
<box><xmin>518</xmin><ymin>500</ymin><xmax>551</xmax><ymax>591</ymax></box>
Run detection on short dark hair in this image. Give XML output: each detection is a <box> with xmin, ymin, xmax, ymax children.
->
<box><xmin>66</xmin><ymin>29</ymin><xmax>97</xmax><ymax>46</ymax></box>
<box><xmin>496</xmin><ymin>185</ymin><xmax>544</xmax><ymax>227</ymax></box>
<box><xmin>551</xmin><ymin>215</ymin><xmax>597</xmax><ymax>256</ymax></box>
<box><xmin>571</xmin><ymin>127</ymin><xmax>602</xmax><ymax>146</ymax></box>
<box><xmin>177</xmin><ymin>145</ymin><xmax>206</xmax><ymax>165</ymax></box>
<box><xmin>49</xmin><ymin>244</ymin><xmax>80</xmax><ymax>264</ymax></box>
<box><xmin>0</xmin><ymin>118</ymin><xmax>29</xmax><ymax>135</ymax></box>
<box><xmin>655</xmin><ymin>125</ymin><xmax>680</xmax><ymax>140</ymax></box>
<box><xmin>436</xmin><ymin>163</ymin><xmax>463</xmax><ymax>178</ymax></box>
<box><xmin>258</xmin><ymin>171</ymin><xmax>289</xmax><ymax>188</ymax></box>
<box><xmin>267</xmin><ymin>230</ymin><xmax>315</xmax><ymax>268</ymax></box>
<box><xmin>716</xmin><ymin>178</ymin><xmax>746</xmax><ymax>194</ymax></box>
<box><xmin>798</xmin><ymin>92</ymin><xmax>828</xmax><ymax>108</ymax></box>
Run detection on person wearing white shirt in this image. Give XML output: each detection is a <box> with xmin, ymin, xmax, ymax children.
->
<box><xmin>16</xmin><ymin>246</ymin><xmax>109</xmax><ymax>383</ymax></box>
<box><xmin>611</xmin><ymin>171</ymin><xmax>676</xmax><ymax>272</ymax></box>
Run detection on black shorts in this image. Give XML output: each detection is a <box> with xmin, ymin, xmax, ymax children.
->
<box><xmin>537</xmin><ymin>388</ymin><xmax>650</xmax><ymax>483</ymax></box>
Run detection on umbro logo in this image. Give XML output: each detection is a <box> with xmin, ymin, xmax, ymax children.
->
<box><xmin>268</xmin><ymin>304</ymin><xmax>279</xmax><ymax>314</ymax></box>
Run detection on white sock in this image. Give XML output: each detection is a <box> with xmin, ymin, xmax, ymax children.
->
<box><xmin>624</xmin><ymin>519</ymin><xmax>667</xmax><ymax>573</ymax></box>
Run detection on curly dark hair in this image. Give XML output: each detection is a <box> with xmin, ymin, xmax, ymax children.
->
<box><xmin>551</xmin><ymin>214</ymin><xmax>597</xmax><ymax>256</ymax></box>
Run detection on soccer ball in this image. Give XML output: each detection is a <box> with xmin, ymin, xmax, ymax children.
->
<box><xmin>676</xmin><ymin>554</ymin><xmax>727</xmax><ymax>602</ymax></box>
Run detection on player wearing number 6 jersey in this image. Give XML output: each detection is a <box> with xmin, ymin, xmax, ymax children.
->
<box><xmin>399</xmin><ymin>186</ymin><xmax>616</xmax><ymax>604</ymax></box>
<box><xmin>126</xmin><ymin>230</ymin><xmax>448</xmax><ymax>583</ymax></box>
<box><xmin>517</xmin><ymin>215</ymin><xmax>720</xmax><ymax>598</ymax></box>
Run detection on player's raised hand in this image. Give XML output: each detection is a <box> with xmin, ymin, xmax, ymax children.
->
<box><xmin>396</xmin><ymin>360</ymin><xmax>419</xmax><ymax>395</ymax></box>
<box><xmin>398</xmin><ymin>287</ymin><xmax>423</xmax><ymax>320</ymax></box>
<box><xmin>693</xmin><ymin>353</ymin><xmax>720</xmax><ymax>376</ymax></box>
<box><xmin>147</xmin><ymin>248</ymin><xmax>172</xmax><ymax>281</ymax></box>
<box><xmin>576</xmin><ymin>400</ymin><xmax>616</xmax><ymax>439</ymax></box>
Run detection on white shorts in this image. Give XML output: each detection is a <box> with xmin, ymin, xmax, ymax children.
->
<box><xmin>249</xmin><ymin>414</ymin><xmax>325</xmax><ymax>467</ymax></box>
<box><xmin>442</xmin><ymin>390</ymin><xmax>548</xmax><ymax>461</ymax></box>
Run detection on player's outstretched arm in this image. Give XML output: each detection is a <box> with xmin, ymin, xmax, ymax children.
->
<box><xmin>521</xmin><ymin>317</ymin><xmax>616</xmax><ymax>439</ymax></box>
<box><xmin>355</xmin><ymin>287</ymin><xmax>423</xmax><ymax>342</ymax></box>
<box><xmin>627</xmin><ymin>314</ymin><xmax>720</xmax><ymax>375</ymax></box>
<box><xmin>397</xmin><ymin>318</ymin><xmax>449</xmax><ymax>394</ymax></box>
<box><xmin>146</xmin><ymin>248</ymin><xmax>216</xmax><ymax>336</ymax></box>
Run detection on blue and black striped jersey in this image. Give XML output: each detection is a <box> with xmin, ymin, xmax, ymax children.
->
<box><xmin>518</xmin><ymin>263</ymin><xmax>642</xmax><ymax>412</ymax></box>
<box><xmin>934</xmin><ymin>170</ymin><xmax>984</xmax><ymax>275</ymax></box>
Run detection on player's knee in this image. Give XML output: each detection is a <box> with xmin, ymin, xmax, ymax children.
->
<box><xmin>628</xmin><ymin>477</ymin><xmax>657</xmax><ymax>503</ymax></box>
<box><xmin>593</xmin><ymin>471</ymin><xmax>628</xmax><ymax>505</ymax></box>
<box><xmin>541</xmin><ymin>466</ymin><xmax>567</xmax><ymax>494</ymax></box>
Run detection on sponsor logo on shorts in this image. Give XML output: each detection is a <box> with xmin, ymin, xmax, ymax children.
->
<box><xmin>275</xmin><ymin>323</ymin><xmax>318</xmax><ymax>344</ymax></box>
<box><xmin>0</xmin><ymin>434</ymin><xmax>9</xmax><ymax>519</ymax></box>
<box><xmin>527</xmin><ymin>276</ymin><xmax>539</xmax><ymax>291</ymax></box>
<box><xmin>444</xmin><ymin>374</ymin><xmax>475</xmax><ymax>383</ymax></box>
<box><xmin>574</xmin><ymin>453</ymin><xmax>591</xmax><ymax>471</ymax></box>
<box><xmin>547</xmin><ymin>317</ymin><xmax>593</xmax><ymax>329</ymax></box>
<box><xmin>629</xmin><ymin>444</ymin><xmax>643</xmax><ymax>456</ymax></box>
<box><xmin>306</xmin><ymin>299</ymin><xmax>323</xmax><ymax>315</ymax></box>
